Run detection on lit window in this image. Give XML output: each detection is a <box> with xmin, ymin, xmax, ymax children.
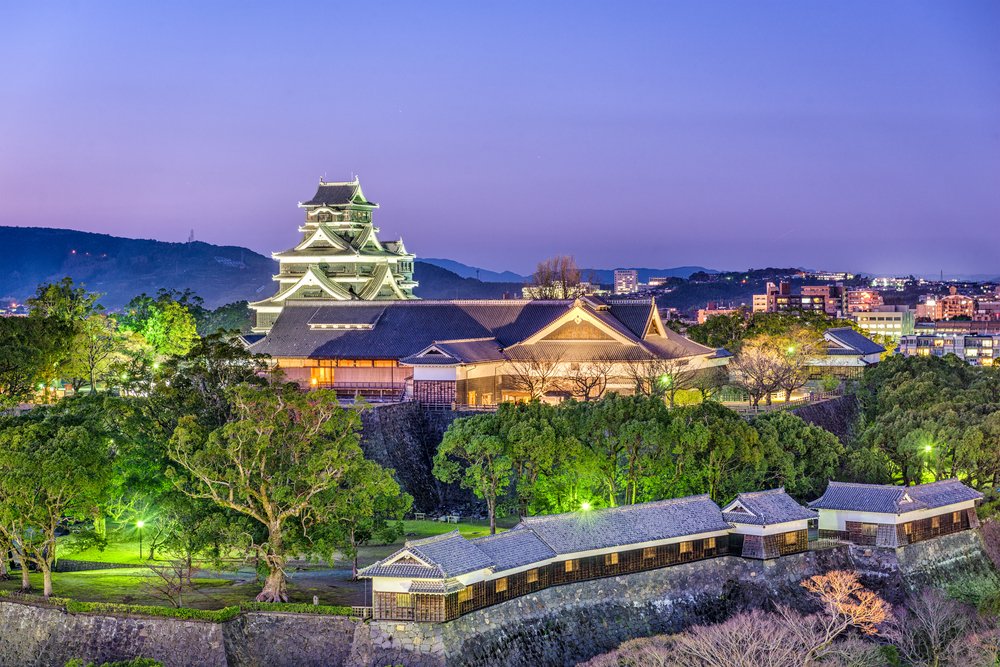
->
<box><xmin>642</xmin><ymin>547</ymin><xmax>656</xmax><ymax>559</ymax></box>
<box><xmin>931</xmin><ymin>516</ymin><xmax>940</xmax><ymax>529</ymax></box>
<box><xmin>494</xmin><ymin>577</ymin><xmax>507</xmax><ymax>593</ymax></box>
<box><xmin>458</xmin><ymin>587</ymin><xmax>473</xmax><ymax>603</ymax></box>
<box><xmin>526</xmin><ymin>569</ymin><xmax>538</xmax><ymax>583</ymax></box>
<box><xmin>396</xmin><ymin>593</ymin><xmax>411</xmax><ymax>607</ymax></box>
<box><xmin>564</xmin><ymin>559</ymin><xmax>577</xmax><ymax>573</ymax></box>
<box><xmin>784</xmin><ymin>532</ymin><xmax>797</xmax><ymax>546</ymax></box>
<box><xmin>705</xmin><ymin>537</ymin><xmax>716</xmax><ymax>549</ymax></box>
<box><xmin>604</xmin><ymin>553</ymin><xmax>619</xmax><ymax>566</ymax></box>
<box><xmin>680</xmin><ymin>541</ymin><xmax>693</xmax><ymax>554</ymax></box>
<box><xmin>952</xmin><ymin>511</ymin><xmax>961</xmax><ymax>524</ymax></box>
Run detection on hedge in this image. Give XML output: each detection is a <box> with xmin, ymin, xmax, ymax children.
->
<box><xmin>64</xmin><ymin>600</ymin><xmax>243</xmax><ymax>622</ymax></box>
<box><xmin>240</xmin><ymin>601</ymin><xmax>353</xmax><ymax>616</ymax></box>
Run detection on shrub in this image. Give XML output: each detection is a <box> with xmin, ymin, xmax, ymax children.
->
<box><xmin>65</xmin><ymin>660</ymin><xmax>163</xmax><ymax>667</ymax></box>
<box><xmin>64</xmin><ymin>600</ymin><xmax>241</xmax><ymax>622</ymax></box>
<box><xmin>239</xmin><ymin>601</ymin><xmax>353</xmax><ymax>616</ymax></box>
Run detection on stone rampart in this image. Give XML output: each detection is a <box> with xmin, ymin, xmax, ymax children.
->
<box><xmin>0</xmin><ymin>530</ymin><xmax>990</xmax><ymax>667</ymax></box>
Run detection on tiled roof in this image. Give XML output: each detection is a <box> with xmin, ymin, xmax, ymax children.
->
<box><xmin>431</xmin><ymin>339</ymin><xmax>506</xmax><ymax>363</ymax></box>
<box><xmin>518</xmin><ymin>495</ymin><xmax>731</xmax><ymax>555</ymax></box>
<box><xmin>405</xmin><ymin>531</ymin><xmax>495</xmax><ymax>578</ymax></box>
<box><xmin>360</xmin><ymin>563</ymin><xmax>443</xmax><ymax>579</ymax></box>
<box><xmin>301</xmin><ymin>181</ymin><xmax>373</xmax><ymax>207</ymax></box>
<box><xmin>825</xmin><ymin>328</ymin><xmax>885</xmax><ymax>356</ymax></box>
<box><xmin>907</xmin><ymin>479</ymin><xmax>984</xmax><ymax>509</ymax></box>
<box><xmin>472</xmin><ymin>528</ymin><xmax>556</xmax><ymax>571</ymax></box>
<box><xmin>252</xmin><ymin>299</ymin><xmax>718</xmax><ymax>363</ymax></box>
<box><xmin>360</xmin><ymin>494</ymin><xmax>731</xmax><ymax>582</ymax></box>
<box><xmin>722</xmin><ymin>488</ymin><xmax>816</xmax><ymax>526</ymax></box>
<box><xmin>809</xmin><ymin>479</ymin><xmax>981</xmax><ymax>514</ymax></box>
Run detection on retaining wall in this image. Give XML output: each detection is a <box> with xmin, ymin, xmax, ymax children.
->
<box><xmin>0</xmin><ymin>530</ymin><xmax>989</xmax><ymax>667</ymax></box>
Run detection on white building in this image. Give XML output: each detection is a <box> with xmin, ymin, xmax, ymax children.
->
<box><xmin>614</xmin><ymin>269</ymin><xmax>639</xmax><ymax>295</ymax></box>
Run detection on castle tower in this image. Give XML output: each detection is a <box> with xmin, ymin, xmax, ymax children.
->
<box><xmin>250</xmin><ymin>178</ymin><xmax>418</xmax><ymax>332</ymax></box>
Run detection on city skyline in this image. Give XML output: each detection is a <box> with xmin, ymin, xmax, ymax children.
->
<box><xmin>1</xmin><ymin>1</ymin><xmax>998</xmax><ymax>276</ymax></box>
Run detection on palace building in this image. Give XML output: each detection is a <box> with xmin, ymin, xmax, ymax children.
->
<box><xmin>250</xmin><ymin>178</ymin><xmax>417</xmax><ymax>333</ymax></box>
<box><xmin>249</xmin><ymin>295</ymin><xmax>730</xmax><ymax>405</ymax></box>
<box><xmin>359</xmin><ymin>480</ymin><xmax>982</xmax><ymax>623</ymax></box>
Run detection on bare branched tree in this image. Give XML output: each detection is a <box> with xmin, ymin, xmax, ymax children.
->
<box><xmin>529</xmin><ymin>256</ymin><xmax>583</xmax><ymax>299</ymax></box>
<box><xmin>565</xmin><ymin>358</ymin><xmax>616</xmax><ymax>401</ymax></box>
<box><xmin>884</xmin><ymin>589</ymin><xmax>1000</xmax><ymax>667</ymax></box>
<box><xmin>146</xmin><ymin>559</ymin><xmax>201</xmax><ymax>608</ymax></box>
<box><xmin>626</xmin><ymin>357</ymin><xmax>698</xmax><ymax>407</ymax></box>
<box><xmin>503</xmin><ymin>349</ymin><xmax>565</xmax><ymax>400</ymax></box>
<box><xmin>730</xmin><ymin>339</ymin><xmax>784</xmax><ymax>407</ymax></box>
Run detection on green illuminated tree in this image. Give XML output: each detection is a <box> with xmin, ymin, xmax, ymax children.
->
<box><xmin>433</xmin><ymin>413</ymin><xmax>512</xmax><ymax>534</ymax></box>
<box><xmin>167</xmin><ymin>386</ymin><xmax>368</xmax><ymax>602</ymax></box>
<box><xmin>0</xmin><ymin>398</ymin><xmax>112</xmax><ymax>596</ymax></box>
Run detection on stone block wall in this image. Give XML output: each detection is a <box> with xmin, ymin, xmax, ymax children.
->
<box><xmin>0</xmin><ymin>529</ymin><xmax>993</xmax><ymax>667</ymax></box>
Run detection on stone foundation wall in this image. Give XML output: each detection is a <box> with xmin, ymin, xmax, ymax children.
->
<box><xmin>0</xmin><ymin>530</ymin><xmax>992</xmax><ymax>667</ymax></box>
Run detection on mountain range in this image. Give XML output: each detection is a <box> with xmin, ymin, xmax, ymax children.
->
<box><xmin>0</xmin><ymin>227</ymin><xmax>720</xmax><ymax>309</ymax></box>
<box><xmin>420</xmin><ymin>258</ymin><xmax>715</xmax><ymax>284</ymax></box>
<box><xmin>0</xmin><ymin>227</ymin><xmax>524</xmax><ymax>308</ymax></box>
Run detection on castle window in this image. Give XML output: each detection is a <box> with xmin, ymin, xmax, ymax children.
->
<box><xmin>952</xmin><ymin>511</ymin><xmax>961</xmax><ymax>524</ymax></box>
<box><xmin>904</xmin><ymin>522</ymin><xmax>913</xmax><ymax>535</ymax></box>
<box><xmin>705</xmin><ymin>537</ymin><xmax>716</xmax><ymax>549</ymax></box>
<box><xmin>564</xmin><ymin>559</ymin><xmax>577</xmax><ymax>573</ymax></box>
<box><xmin>526</xmin><ymin>569</ymin><xmax>538</xmax><ymax>583</ymax></box>
<box><xmin>642</xmin><ymin>547</ymin><xmax>656</xmax><ymax>559</ymax></box>
<box><xmin>604</xmin><ymin>553</ymin><xmax>619</xmax><ymax>566</ymax></box>
<box><xmin>680</xmin><ymin>541</ymin><xmax>692</xmax><ymax>554</ymax></box>
<box><xmin>931</xmin><ymin>516</ymin><xmax>940</xmax><ymax>529</ymax></box>
<box><xmin>494</xmin><ymin>577</ymin><xmax>507</xmax><ymax>593</ymax></box>
<box><xmin>396</xmin><ymin>594</ymin><xmax>411</xmax><ymax>607</ymax></box>
<box><xmin>458</xmin><ymin>587</ymin><xmax>473</xmax><ymax>603</ymax></box>
<box><xmin>784</xmin><ymin>532</ymin><xmax>797</xmax><ymax>546</ymax></box>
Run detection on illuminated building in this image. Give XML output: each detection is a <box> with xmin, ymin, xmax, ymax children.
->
<box><xmin>250</xmin><ymin>178</ymin><xmax>417</xmax><ymax>333</ymax></box>
<box><xmin>852</xmin><ymin>306</ymin><xmax>915</xmax><ymax>340</ymax></box>
<box><xmin>915</xmin><ymin>287</ymin><xmax>975</xmax><ymax>321</ymax></box>
<box><xmin>613</xmin><ymin>269</ymin><xmax>639</xmax><ymax>295</ymax></box>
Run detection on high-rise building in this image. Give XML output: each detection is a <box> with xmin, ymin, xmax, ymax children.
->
<box><xmin>915</xmin><ymin>286</ymin><xmax>975</xmax><ymax>321</ymax></box>
<box><xmin>753</xmin><ymin>282</ymin><xmax>830</xmax><ymax>314</ymax></box>
<box><xmin>614</xmin><ymin>269</ymin><xmax>639</xmax><ymax>294</ymax></box>
<box><xmin>250</xmin><ymin>178</ymin><xmax>418</xmax><ymax>332</ymax></box>
<box><xmin>853</xmin><ymin>306</ymin><xmax>915</xmax><ymax>340</ymax></box>
<box><xmin>846</xmin><ymin>289</ymin><xmax>884</xmax><ymax>313</ymax></box>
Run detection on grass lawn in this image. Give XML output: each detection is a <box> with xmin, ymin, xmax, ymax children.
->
<box><xmin>20</xmin><ymin>516</ymin><xmax>518</xmax><ymax>609</ymax></box>
<box><xmin>58</xmin><ymin>539</ymin><xmax>149</xmax><ymax>565</ymax></box>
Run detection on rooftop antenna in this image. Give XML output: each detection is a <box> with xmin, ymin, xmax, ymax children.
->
<box><xmin>187</xmin><ymin>229</ymin><xmax>195</xmax><ymax>243</ymax></box>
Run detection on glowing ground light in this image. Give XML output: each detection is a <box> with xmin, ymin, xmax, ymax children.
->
<box><xmin>580</xmin><ymin>501</ymin><xmax>591</xmax><ymax>512</ymax></box>
<box><xmin>136</xmin><ymin>520</ymin><xmax>145</xmax><ymax>528</ymax></box>
<box><xmin>925</xmin><ymin>445</ymin><xmax>933</xmax><ymax>453</ymax></box>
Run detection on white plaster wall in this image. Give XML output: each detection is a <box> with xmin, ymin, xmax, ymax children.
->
<box><xmin>817</xmin><ymin>500</ymin><xmax>974</xmax><ymax>531</ymax></box>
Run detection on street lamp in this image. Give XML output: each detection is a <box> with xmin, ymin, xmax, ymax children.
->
<box><xmin>136</xmin><ymin>520</ymin><xmax>145</xmax><ymax>560</ymax></box>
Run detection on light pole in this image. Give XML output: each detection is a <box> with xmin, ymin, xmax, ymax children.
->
<box><xmin>137</xmin><ymin>520</ymin><xmax>145</xmax><ymax>560</ymax></box>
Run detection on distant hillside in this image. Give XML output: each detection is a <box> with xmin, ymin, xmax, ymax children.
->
<box><xmin>421</xmin><ymin>258</ymin><xmax>717</xmax><ymax>286</ymax></box>
<box><xmin>0</xmin><ymin>226</ymin><xmax>276</xmax><ymax>309</ymax></box>
<box><xmin>0</xmin><ymin>227</ymin><xmax>524</xmax><ymax>308</ymax></box>
<box><xmin>582</xmin><ymin>266</ymin><xmax>718</xmax><ymax>283</ymax></box>
<box><xmin>413</xmin><ymin>262</ymin><xmax>522</xmax><ymax>299</ymax></box>
<box><xmin>421</xmin><ymin>258</ymin><xmax>528</xmax><ymax>283</ymax></box>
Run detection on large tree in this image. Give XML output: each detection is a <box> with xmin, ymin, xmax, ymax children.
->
<box><xmin>0</xmin><ymin>398</ymin><xmax>112</xmax><ymax>596</ymax></box>
<box><xmin>167</xmin><ymin>385</ymin><xmax>371</xmax><ymax>601</ymax></box>
<box><xmin>433</xmin><ymin>413</ymin><xmax>512</xmax><ymax>534</ymax></box>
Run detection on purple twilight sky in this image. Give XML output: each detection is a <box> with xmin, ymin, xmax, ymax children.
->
<box><xmin>1</xmin><ymin>1</ymin><xmax>998</xmax><ymax>276</ymax></box>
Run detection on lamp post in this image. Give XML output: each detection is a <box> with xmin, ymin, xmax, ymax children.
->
<box><xmin>136</xmin><ymin>520</ymin><xmax>145</xmax><ymax>560</ymax></box>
